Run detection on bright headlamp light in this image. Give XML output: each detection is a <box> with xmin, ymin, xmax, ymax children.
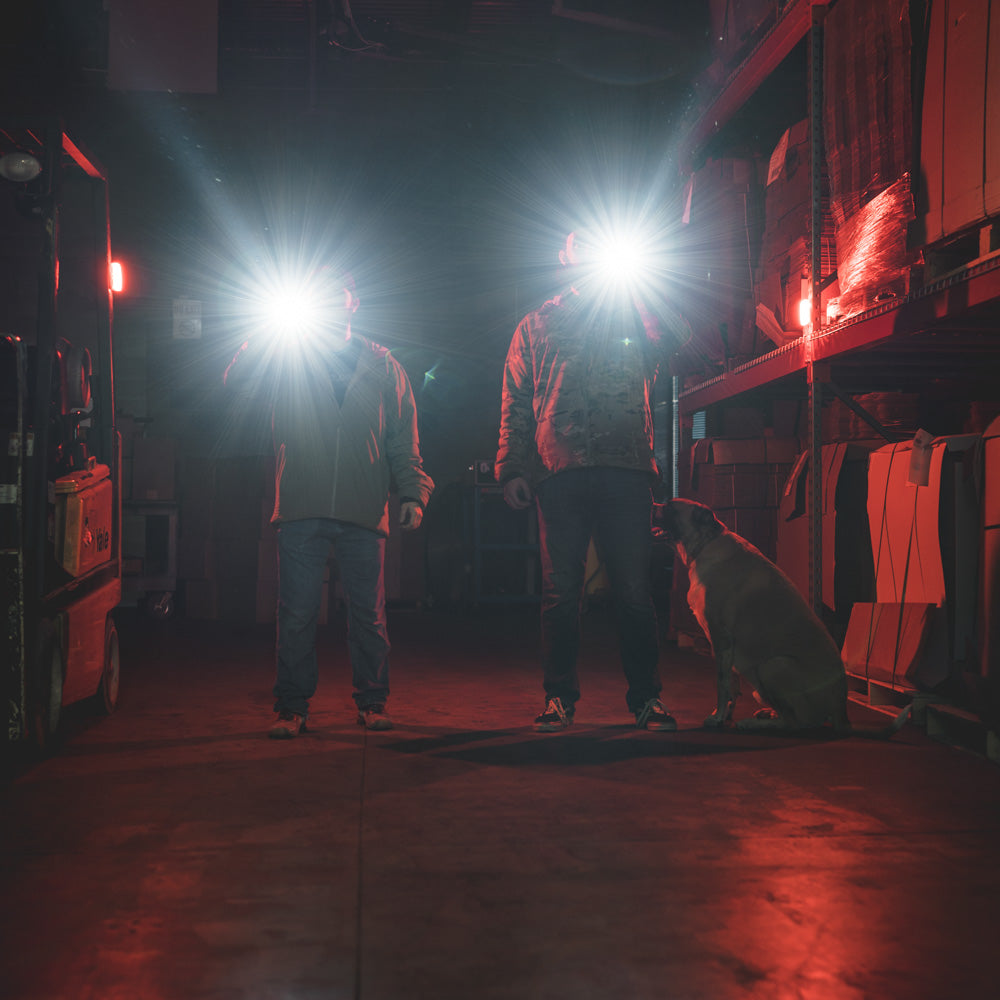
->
<box><xmin>252</xmin><ymin>270</ymin><xmax>350</xmax><ymax>347</ymax></box>
<box><xmin>259</xmin><ymin>279</ymin><xmax>325</xmax><ymax>343</ymax></box>
<box><xmin>569</xmin><ymin>225</ymin><xmax>661</xmax><ymax>298</ymax></box>
<box><xmin>584</xmin><ymin>235</ymin><xmax>648</xmax><ymax>282</ymax></box>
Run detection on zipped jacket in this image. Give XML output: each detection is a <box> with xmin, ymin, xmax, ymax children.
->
<box><xmin>496</xmin><ymin>292</ymin><xmax>663</xmax><ymax>487</ymax></box>
<box><xmin>226</xmin><ymin>334</ymin><xmax>433</xmax><ymax>535</ymax></box>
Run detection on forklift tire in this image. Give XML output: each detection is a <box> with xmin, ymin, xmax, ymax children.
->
<box><xmin>98</xmin><ymin>615</ymin><xmax>120</xmax><ymax>715</ymax></box>
<box><xmin>32</xmin><ymin>620</ymin><xmax>64</xmax><ymax>751</ymax></box>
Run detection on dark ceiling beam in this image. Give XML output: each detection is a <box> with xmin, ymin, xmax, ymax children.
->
<box><xmin>675</xmin><ymin>0</ymin><xmax>812</xmax><ymax>168</ymax></box>
<box><xmin>550</xmin><ymin>1</ymin><xmax>686</xmax><ymax>43</ymax></box>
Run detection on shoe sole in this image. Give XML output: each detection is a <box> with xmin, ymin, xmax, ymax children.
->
<box><xmin>358</xmin><ymin>716</ymin><xmax>393</xmax><ymax>731</ymax></box>
<box><xmin>639</xmin><ymin>721</ymin><xmax>677</xmax><ymax>732</ymax></box>
<box><xmin>534</xmin><ymin>719</ymin><xmax>573</xmax><ymax>732</ymax></box>
<box><xmin>269</xmin><ymin>723</ymin><xmax>306</xmax><ymax>739</ymax></box>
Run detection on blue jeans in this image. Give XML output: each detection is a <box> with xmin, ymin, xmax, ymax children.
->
<box><xmin>535</xmin><ymin>467</ymin><xmax>661</xmax><ymax>713</ymax></box>
<box><xmin>275</xmin><ymin>518</ymin><xmax>389</xmax><ymax>716</ymax></box>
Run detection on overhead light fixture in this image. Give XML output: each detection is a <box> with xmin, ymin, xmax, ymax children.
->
<box><xmin>0</xmin><ymin>151</ymin><xmax>42</xmax><ymax>183</ymax></box>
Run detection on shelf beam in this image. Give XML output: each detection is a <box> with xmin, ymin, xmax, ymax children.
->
<box><xmin>677</xmin><ymin>255</ymin><xmax>1000</xmax><ymax>414</ymax></box>
<box><xmin>677</xmin><ymin>0</ymin><xmax>813</xmax><ymax>166</ymax></box>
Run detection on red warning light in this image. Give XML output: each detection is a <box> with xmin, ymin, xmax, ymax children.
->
<box><xmin>797</xmin><ymin>297</ymin><xmax>811</xmax><ymax>328</ymax></box>
<box><xmin>110</xmin><ymin>261</ymin><xmax>124</xmax><ymax>293</ymax></box>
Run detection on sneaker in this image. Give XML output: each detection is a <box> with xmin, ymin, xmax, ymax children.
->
<box><xmin>269</xmin><ymin>709</ymin><xmax>306</xmax><ymax>739</ymax></box>
<box><xmin>533</xmin><ymin>697</ymin><xmax>574</xmax><ymax>732</ymax></box>
<box><xmin>358</xmin><ymin>704</ymin><xmax>393</xmax><ymax>731</ymax></box>
<box><xmin>635</xmin><ymin>698</ymin><xmax>677</xmax><ymax>732</ymax></box>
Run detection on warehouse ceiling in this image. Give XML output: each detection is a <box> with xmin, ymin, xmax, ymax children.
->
<box><xmin>0</xmin><ymin>2</ymin><xmax>721</xmax><ymax>478</ymax></box>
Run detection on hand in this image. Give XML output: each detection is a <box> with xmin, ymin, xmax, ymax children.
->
<box><xmin>399</xmin><ymin>501</ymin><xmax>423</xmax><ymax>531</ymax></box>
<box><xmin>503</xmin><ymin>476</ymin><xmax>533</xmax><ymax>510</ymax></box>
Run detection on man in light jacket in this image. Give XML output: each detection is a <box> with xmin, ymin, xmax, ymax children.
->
<box><xmin>226</xmin><ymin>270</ymin><xmax>433</xmax><ymax>737</ymax></box>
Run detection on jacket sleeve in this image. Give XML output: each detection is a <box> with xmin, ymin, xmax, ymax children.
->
<box><xmin>385</xmin><ymin>355</ymin><xmax>434</xmax><ymax>508</ymax></box>
<box><xmin>495</xmin><ymin>316</ymin><xmax>536</xmax><ymax>484</ymax></box>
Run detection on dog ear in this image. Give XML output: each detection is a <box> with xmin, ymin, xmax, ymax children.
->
<box><xmin>693</xmin><ymin>504</ymin><xmax>715</xmax><ymax>527</ymax></box>
<box><xmin>693</xmin><ymin>503</ymin><xmax>724</xmax><ymax>536</ymax></box>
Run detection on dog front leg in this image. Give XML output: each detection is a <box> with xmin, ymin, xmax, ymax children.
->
<box><xmin>704</xmin><ymin>645</ymin><xmax>736</xmax><ymax>728</ymax></box>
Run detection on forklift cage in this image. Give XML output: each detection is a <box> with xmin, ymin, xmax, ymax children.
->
<box><xmin>2</xmin><ymin>119</ymin><xmax>122</xmax><ymax>747</ymax></box>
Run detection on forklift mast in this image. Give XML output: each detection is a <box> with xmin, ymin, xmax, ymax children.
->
<box><xmin>1</xmin><ymin>120</ymin><xmax>122</xmax><ymax>747</ymax></box>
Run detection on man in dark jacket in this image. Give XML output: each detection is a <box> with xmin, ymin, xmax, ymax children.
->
<box><xmin>226</xmin><ymin>271</ymin><xmax>433</xmax><ymax>737</ymax></box>
<box><xmin>496</xmin><ymin>231</ymin><xmax>689</xmax><ymax>732</ymax></box>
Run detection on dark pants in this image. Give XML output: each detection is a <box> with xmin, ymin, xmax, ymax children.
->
<box><xmin>535</xmin><ymin>467</ymin><xmax>661</xmax><ymax>713</ymax></box>
<box><xmin>274</xmin><ymin>517</ymin><xmax>389</xmax><ymax>717</ymax></box>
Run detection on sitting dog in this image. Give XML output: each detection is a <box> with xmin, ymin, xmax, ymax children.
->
<box><xmin>654</xmin><ymin>498</ymin><xmax>909</xmax><ymax>736</ymax></box>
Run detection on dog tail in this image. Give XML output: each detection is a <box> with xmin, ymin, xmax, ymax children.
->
<box><xmin>848</xmin><ymin>703</ymin><xmax>912</xmax><ymax>740</ymax></box>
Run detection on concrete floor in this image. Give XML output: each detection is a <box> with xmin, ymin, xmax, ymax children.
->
<box><xmin>2</xmin><ymin>604</ymin><xmax>999</xmax><ymax>1000</ymax></box>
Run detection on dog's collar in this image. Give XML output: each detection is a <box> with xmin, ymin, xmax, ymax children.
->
<box><xmin>682</xmin><ymin>530</ymin><xmax>720</xmax><ymax>566</ymax></box>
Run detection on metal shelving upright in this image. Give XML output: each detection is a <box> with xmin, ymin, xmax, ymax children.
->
<box><xmin>669</xmin><ymin>0</ymin><xmax>1000</xmax><ymax>742</ymax></box>
<box><xmin>674</xmin><ymin>0</ymin><xmax>1000</xmax><ymax>599</ymax></box>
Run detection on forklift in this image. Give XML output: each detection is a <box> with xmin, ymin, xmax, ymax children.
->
<box><xmin>2</xmin><ymin>120</ymin><xmax>122</xmax><ymax>751</ymax></box>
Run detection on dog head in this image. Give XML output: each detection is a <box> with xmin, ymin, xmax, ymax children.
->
<box><xmin>652</xmin><ymin>498</ymin><xmax>725</xmax><ymax>566</ymax></box>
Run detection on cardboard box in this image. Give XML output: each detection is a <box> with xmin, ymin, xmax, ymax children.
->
<box><xmin>832</xmin><ymin>175</ymin><xmax>918</xmax><ymax>321</ymax></box>
<box><xmin>918</xmin><ymin>0</ymin><xmax>999</xmax><ymax>243</ymax></box>
<box><xmin>867</xmin><ymin>435</ymin><xmax>980</xmax><ymax>665</ymax></box>
<box><xmin>777</xmin><ymin>442</ymin><xmax>877</xmax><ymax>617</ymax></box>
<box><xmin>698</xmin><ymin>465</ymin><xmax>768</xmax><ymax>510</ymax></box>
<box><xmin>867</xmin><ymin>441</ymin><xmax>947</xmax><ymax>605</ymax></box>
<box><xmin>688</xmin><ymin>438</ymin><xmax>772</xmax><ymax>511</ymax></box>
<box><xmin>823</xmin><ymin>0</ymin><xmax>913</xmax><ymax>228</ymax></box>
<box><xmin>841</xmin><ymin>602</ymin><xmax>949</xmax><ymax>690</ymax></box>
<box><xmin>764</xmin><ymin>437</ymin><xmax>801</xmax><ymax>464</ymax></box>
<box><xmin>756</xmin><ymin>121</ymin><xmax>836</xmax><ymax>337</ymax></box>
<box><xmin>707</xmin><ymin>438</ymin><xmax>766</xmax><ymax>464</ymax></box>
